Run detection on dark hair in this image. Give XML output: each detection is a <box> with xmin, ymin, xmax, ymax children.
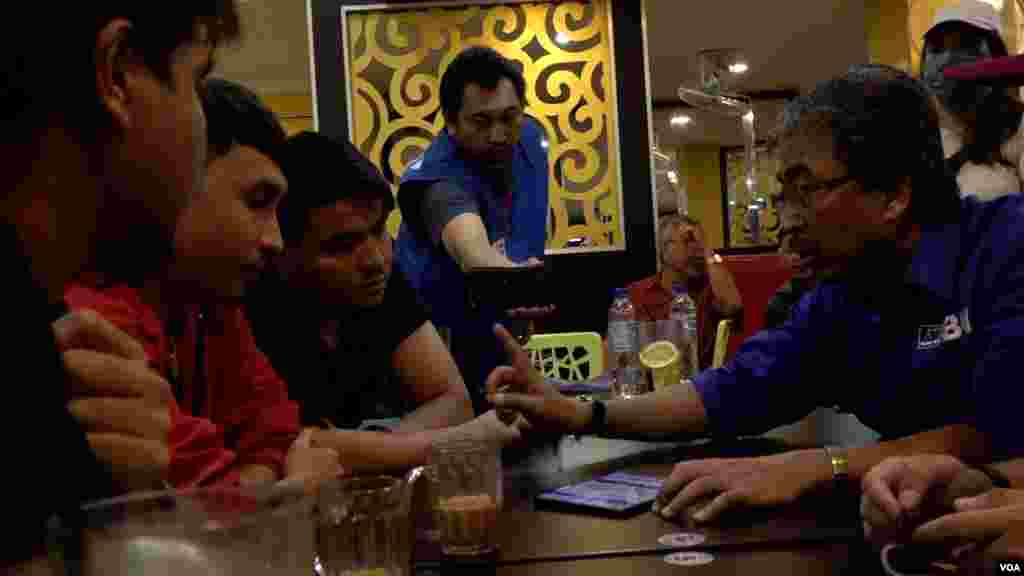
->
<box><xmin>781</xmin><ymin>64</ymin><xmax>960</xmax><ymax>224</ymax></box>
<box><xmin>277</xmin><ymin>131</ymin><xmax>395</xmax><ymax>244</ymax></box>
<box><xmin>920</xmin><ymin>24</ymin><xmax>1024</xmax><ymax>168</ymax></box>
<box><xmin>200</xmin><ymin>78</ymin><xmax>287</xmax><ymax>163</ymax></box>
<box><xmin>0</xmin><ymin>4</ymin><xmax>240</xmax><ymax>143</ymax></box>
<box><xmin>440</xmin><ymin>46</ymin><xmax>527</xmax><ymax>120</ymax></box>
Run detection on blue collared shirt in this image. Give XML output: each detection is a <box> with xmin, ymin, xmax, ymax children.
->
<box><xmin>694</xmin><ymin>195</ymin><xmax>1024</xmax><ymax>457</ymax></box>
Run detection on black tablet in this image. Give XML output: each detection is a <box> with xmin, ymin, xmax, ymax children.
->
<box><xmin>466</xmin><ymin>263</ymin><xmax>551</xmax><ymax>311</ymax></box>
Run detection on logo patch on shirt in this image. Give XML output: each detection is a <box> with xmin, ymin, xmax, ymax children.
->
<box><xmin>916</xmin><ymin>309</ymin><xmax>970</xmax><ymax>350</ymax></box>
<box><xmin>917</xmin><ymin>325</ymin><xmax>945</xmax><ymax>350</ymax></box>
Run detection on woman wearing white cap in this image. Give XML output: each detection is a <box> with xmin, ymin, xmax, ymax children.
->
<box><xmin>921</xmin><ymin>0</ymin><xmax>1024</xmax><ymax>201</ymax></box>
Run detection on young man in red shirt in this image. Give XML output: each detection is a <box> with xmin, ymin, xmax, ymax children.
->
<box><xmin>66</xmin><ymin>79</ymin><xmax>338</xmax><ymax>489</ymax></box>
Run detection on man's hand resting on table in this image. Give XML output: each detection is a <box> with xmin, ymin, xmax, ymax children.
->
<box><xmin>861</xmin><ymin>454</ymin><xmax>995</xmax><ymax>542</ymax></box>
<box><xmin>653</xmin><ymin>450</ymin><xmax>835</xmax><ymax>523</ymax></box>
<box><xmin>485</xmin><ymin>324</ymin><xmax>590</xmax><ymax>435</ymax></box>
<box><xmin>900</xmin><ymin>490</ymin><xmax>1024</xmax><ymax>572</ymax></box>
<box><xmin>911</xmin><ymin>488</ymin><xmax>1024</xmax><ymax>548</ymax></box>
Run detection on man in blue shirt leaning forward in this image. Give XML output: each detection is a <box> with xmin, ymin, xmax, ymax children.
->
<box><xmin>488</xmin><ymin>64</ymin><xmax>1024</xmax><ymax>523</ymax></box>
<box><xmin>394</xmin><ymin>46</ymin><xmax>549</xmax><ymax>413</ymax></box>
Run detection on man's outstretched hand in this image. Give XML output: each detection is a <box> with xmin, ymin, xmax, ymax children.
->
<box><xmin>485</xmin><ymin>324</ymin><xmax>589</xmax><ymax>435</ymax></box>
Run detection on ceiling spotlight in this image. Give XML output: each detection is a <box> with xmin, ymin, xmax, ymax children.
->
<box><xmin>556</xmin><ymin>32</ymin><xmax>569</xmax><ymax>45</ymax></box>
<box><xmin>670</xmin><ymin>114</ymin><xmax>692</xmax><ymax>127</ymax></box>
<box><xmin>541</xmin><ymin>139</ymin><xmax>550</xmax><ymax>149</ymax></box>
<box><xmin>729</xmin><ymin>62</ymin><xmax>749</xmax><ymax>75</ymax></box>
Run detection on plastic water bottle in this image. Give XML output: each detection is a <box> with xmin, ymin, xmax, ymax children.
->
<box><xmin>608</xmin><ymin>288</ymin><xmax>643</xmax><ymax>398</ymax></box>
<box><xmin>670</xmin><ymin>283</ymin><xmax>699</xmax><ymax>378</ymax></box>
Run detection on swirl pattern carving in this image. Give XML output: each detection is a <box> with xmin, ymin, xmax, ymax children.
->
<box><xmin>343</xmin><ymin>1</ymin><xmax>624</xmax><ymax>250</ymax></box>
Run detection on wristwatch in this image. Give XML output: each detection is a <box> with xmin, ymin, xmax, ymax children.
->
<box><xmin>824</xmin><ymin>446</ymin><xmax>849</xmax><ymax>482</ymax></box>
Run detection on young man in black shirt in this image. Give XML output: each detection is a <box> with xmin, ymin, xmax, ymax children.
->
<box><xmin>1</xmin><ymin>4</ymin><xmax>240</xmax><ymax>567</ymax></box>
<box><xmin>249</xmin><ymin>131</ymin><xmax>521</xmax><ymax>473</ymax></box>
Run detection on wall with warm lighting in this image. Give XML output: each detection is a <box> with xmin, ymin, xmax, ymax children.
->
<box><xmin>262</xmin><ymin>93</ymin><xmax>314</xmax><ymax>135</ymax></box>
<box><xmin>676</xmin><ymin>144</ymin><xmax>724</xmax><ymax>250</ymax></box>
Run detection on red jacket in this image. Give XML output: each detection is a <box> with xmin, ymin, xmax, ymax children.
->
<box><xmin>65</xmin><ymin>283</ymin><xmax>300</xmax><ymax>488</ymax></box>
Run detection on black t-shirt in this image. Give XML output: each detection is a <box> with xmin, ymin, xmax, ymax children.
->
<box><xmin>249</xmin><ymin>267</ymin><xmax>429</xmax><ymax>429</ymax></box>
<box><xmin>2</xmin><ymin>226</ymin><xmax>115</xmax><ymax>564</ymax></box>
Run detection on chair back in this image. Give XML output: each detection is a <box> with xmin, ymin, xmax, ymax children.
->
<box><xmin>711</xmin><ymin>319</ymin><xmax>733</xmax><ymax>369</ymax></box>
<box><xmin>524</xmin><ymin>332</ymin><xmax>604</xmax><ymax>381</ymax></box>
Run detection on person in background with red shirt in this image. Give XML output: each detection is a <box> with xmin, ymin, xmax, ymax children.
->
<box><xmin>66</xmin><ymin>79</ymin><xmax>339</xmax><ymax>490</ymax></box>
<box><xmin>625</xmin><ymin>213</ymin><xmax>743</xmax><ymax>370</ymax></box>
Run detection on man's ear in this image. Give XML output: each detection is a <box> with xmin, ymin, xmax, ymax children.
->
<box><xmin>443</xmin><ymin>112</ymin><xmax>457</xmax><ymax>134</ymax></box>
<box><xmin>94</xmin><ymin>18</ymin><xmax>140</xmax><ymax>132</ymax></box>
<box><xmin>884</xmin><ymin>179</ymin><xmax>912</xmax><ymax>224</ymax></box>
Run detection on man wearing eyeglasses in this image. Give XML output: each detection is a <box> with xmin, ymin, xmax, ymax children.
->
<box><xmin>488</xmin><ymin>65</ymin><xmax>1024</xmax><ymax>524</ymax></box>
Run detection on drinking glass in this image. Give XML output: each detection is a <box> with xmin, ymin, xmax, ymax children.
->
<box><xmin>57</xmin><ymin>484</ymin><xmax>314</xmax><ymax>576</ymax></box>
<box><xmin>316</xmin><ymin>472</ymin><xmax>426</xmax><ymax>576</ymax></box>
<box><xmin>430</xmin><ymin>439</ymin><xmax>501</xmax><ymax>556</ymax></box>
<box><xmin>638</xmin><ymin>320</ymin><xmax>694</xmax><ymax>392</ymax></box>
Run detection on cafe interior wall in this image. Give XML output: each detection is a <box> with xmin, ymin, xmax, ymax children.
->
<box><xmin>339</xmin><ymin>2</ymin><xmax>627</xmax><ymax>253</ymax></box>
<box><xmin>676</xmin><ymin>144</ymin><xmax>724</xmax><ymax>251</ymax></box>
<box><xmin>307</xmin><ymin>0</ymin><xmax>657</xmax><ymax>335</ymax></box>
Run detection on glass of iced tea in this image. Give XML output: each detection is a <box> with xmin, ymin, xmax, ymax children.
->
<box><xmin>431</xmin><ymin>438</ymin><xmax>501</xmax><ymax>556</ymax></box>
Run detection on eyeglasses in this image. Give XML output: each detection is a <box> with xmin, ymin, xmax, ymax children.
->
<box><xmin>774</xmin><ymin>174</ymin><xmax>856</xmax><ymax>209</ymax></box>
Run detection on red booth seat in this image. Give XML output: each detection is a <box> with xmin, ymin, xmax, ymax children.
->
<box><xmin>719</xmin><ymin>253</ymin><xmax>795</xmax><ymax>361</ymax></box>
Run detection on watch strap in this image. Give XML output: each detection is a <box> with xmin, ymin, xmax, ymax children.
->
<box><xmin>584</xmin><ymin>400</ymin><xmax>607</xmax><ymax>436</ymax></box>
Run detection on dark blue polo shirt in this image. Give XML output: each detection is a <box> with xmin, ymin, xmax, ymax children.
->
<box><xmin>694</xmin><ymin>195</ymin><xmax>1024</xmax><ymax>458</ymax></box>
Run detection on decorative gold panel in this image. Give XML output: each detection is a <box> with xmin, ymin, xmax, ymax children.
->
<box><xmin>342</xmin><ymin>1</ymin><xmax>624</xmax><ymax>251</ymax></box>
<box><xmin>723</xmin><ymin>147</ymin><xmax>781</xmax><ymax>248</ymax></box>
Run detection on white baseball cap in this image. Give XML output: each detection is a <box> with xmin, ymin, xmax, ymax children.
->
<box><xmin>926</xmin><ymin>0</ymin><xmax>1004</xmax><ymax>42</ymax></box>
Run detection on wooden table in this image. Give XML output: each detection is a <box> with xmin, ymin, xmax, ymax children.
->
<box><xmin>414</xmin><ymin>436</ymin><xmax>885</xmax><ymax>574</ymax></box>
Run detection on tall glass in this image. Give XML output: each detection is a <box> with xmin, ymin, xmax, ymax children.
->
<box><xmin>59</xmin><ymin>484</ymin><xmax>314</xmax><ymax>575</ymax></box>
<box><xmin>638</xmin><ymin>320</ymin><xmax>692</xmax><ymax>391</ymax></box>
<box><xmin>316</xmin><ymin>475</ymin><xmax>415</xmax><ymax>576</ymax></box>
<box><xmin>431</xmin><ymin>439</ymin><xmax>501</xmax><ymax>556</ymax></box>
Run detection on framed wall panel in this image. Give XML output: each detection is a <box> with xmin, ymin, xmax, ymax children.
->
<box><xmin>309</xmin><ymin>0</ymin><xmax>656</xmax><ymax>332</ymax></box>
